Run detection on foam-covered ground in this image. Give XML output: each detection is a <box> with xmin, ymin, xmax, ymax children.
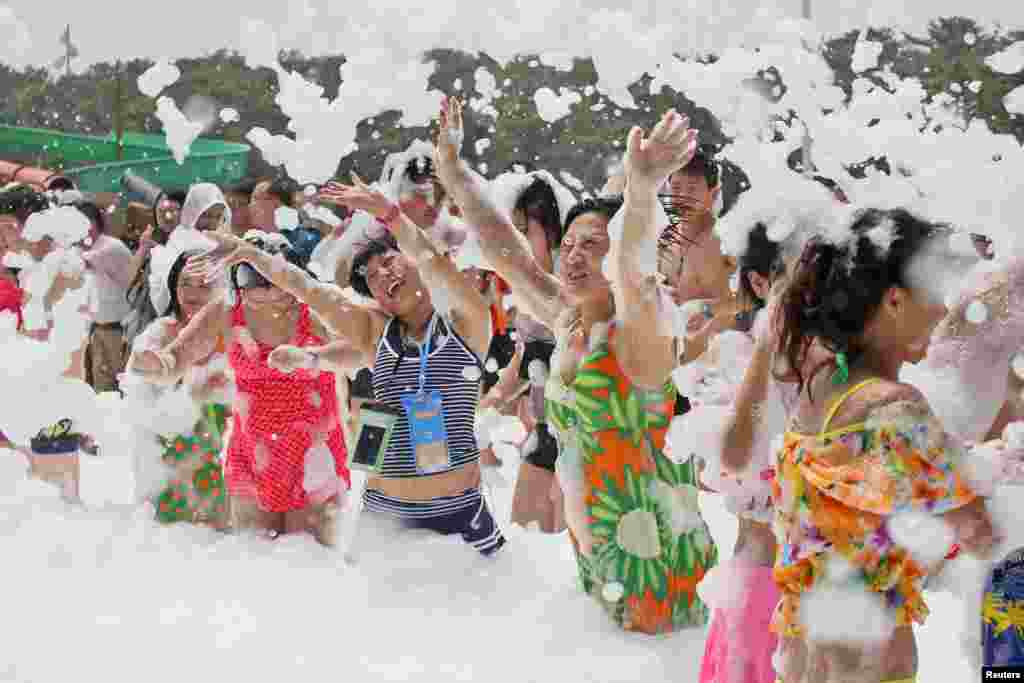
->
<box><xmin>0</xmin><ymin>438</ymin><xmax>991</xmax><ymax>682</ymax></box>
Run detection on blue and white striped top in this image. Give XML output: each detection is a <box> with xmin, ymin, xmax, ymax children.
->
<box><xmin>364</xmin><ymin>312</ymin><xmax>484</xmax><ymax>517</ymax></box>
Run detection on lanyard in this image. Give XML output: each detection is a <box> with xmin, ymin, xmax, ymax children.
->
<box><xmin>416</xmin><ymin>314</ymin><xmax>438</xmax><ymax>397</ymax></box>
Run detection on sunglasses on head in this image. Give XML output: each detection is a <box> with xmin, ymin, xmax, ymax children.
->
<box><xmin>230</xmin><ymin>234</ymin><xmax>304</xmax><ymax>290</ymax></box>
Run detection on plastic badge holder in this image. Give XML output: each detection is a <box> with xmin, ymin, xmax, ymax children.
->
<box><xmin>350</xmin><ymin>401</ymin><xmax>401</xmax><ymax>473</ymax></box>
<box><xmin>402</xmin><ymin>389</ymin><xmax>450</xmax><ymax>474</ymax></box>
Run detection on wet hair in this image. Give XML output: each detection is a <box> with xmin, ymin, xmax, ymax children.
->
<box><xmin>267</xmin><ymin>177</ymin><xmax>300</xmax><ymax>207</ymax></box>
<box><xmin>165</xmin><ymin>190</ymin><xmax>188</xmax><ymax>205</ymax></box>
<box><xmin>0</xmin><ymin>186</ymin><xmax>52</xmax><ymax>223</ymax></box>
<box><xmin>73</xmin><ymin>201</ymin><xmax>107</xmax><ymax>234</ymax></box>
<box><xmin>164</xmin><ymin>249</ymin><xmax>202</xmax><ymax>319</ymax></box>
<box><xmin>349</xmin><ymin>236</ymin><xmax>398</xmax><ymax>299</ymax></box>
<box><xmin>674</xmin><ymin>148</ymin><xmax>719</xmax><ymax>189</ymax></box>
<box><xmin>45</xmin><ymin>177</ymin><xmax>75</xmax><ymax>192</ymax></box>
<box><xmin>776</xmin><ymin>208</ymin><xmax>948</xmax><ymax>398</ymax></box>
<box><xmin>739</xmin><ymin>222</ymin><xmax>784</xmax><ymax>309</ymax></box>
<box><xmin>562</xmin><ymin>195</ymin><xmax>625</xmax><ymax>240</ymax></box>
<box><xmin>514</xmin><ymin>177</ymin><xmax>562</xmax><ymax>250</ymax></box>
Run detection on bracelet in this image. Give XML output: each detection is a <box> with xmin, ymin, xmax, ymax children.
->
<box><xmin>378</xmin><ymin>204</ymin><xmax>401</xmax><ymax>229</ymax></box>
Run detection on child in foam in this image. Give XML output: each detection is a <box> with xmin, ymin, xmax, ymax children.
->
<box><xmin>125</xmin><ymin>231</ymin><xmax>233</xmax><ymax>527</ymax></box>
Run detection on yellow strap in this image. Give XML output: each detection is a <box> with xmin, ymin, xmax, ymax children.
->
<box><xmin>820</xmin><ymin>377</ymin><xmax>881</xmax><ymax>437</ymax></box>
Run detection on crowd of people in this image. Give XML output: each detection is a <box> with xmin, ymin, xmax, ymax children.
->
<box><xmin>1</xmin><ymin>95</ymin><xmax>1023</xmax><ymax>683</ymax></box>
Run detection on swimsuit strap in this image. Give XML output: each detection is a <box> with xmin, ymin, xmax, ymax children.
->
<box><xmin>819</xmin><ymin>377</ymin><xmax>882</xmax><ymax>437</ymax></box>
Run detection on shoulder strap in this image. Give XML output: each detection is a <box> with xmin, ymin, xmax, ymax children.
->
<box><xmin>230</xmin><ymin>299</ymin><xmax>246</xmax><ymax>327</ymax></box>
<box><xmin>820</xmin><ymin>378</ymin><xmax>881</xmax><ymax>436</ymax></box>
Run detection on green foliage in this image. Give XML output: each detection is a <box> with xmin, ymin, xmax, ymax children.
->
<box><xmin>2</xmin><ymin>18</ymin><xmax>1022</xmax><ymax>191</ymax></box>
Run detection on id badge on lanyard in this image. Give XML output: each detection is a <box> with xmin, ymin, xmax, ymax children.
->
<box><xmin>401</xmin><ymin>316</ymin><xmax>451</xmax><ymax>475</ymax></box>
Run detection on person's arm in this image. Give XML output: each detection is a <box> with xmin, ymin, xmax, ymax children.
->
<box><xmin>612</xmin><ymin>110</ymin><xmax>698</xmax><ymax>390</ymax></box>
<box><xmin>267</xmin><ymin>340</ymin><xmax>370</xmax><ymax>377</ymax></box>
<box><xmin>319</xmin><ymin>176</ymin><xmax>492</xmax><ymax>358</ymax></box>
<box><xmin>720</xmin><ymin>339</ymin><xmax>773</xmax><ymax>473</ymax></box>
<box><xmin>194</xmin><ymin>232</ymin><xmax>383</xmax><ymax>360</ymax></box>
<box><xmin>129</xmin><ymin>299</ymin><xmax>230</xmax><ymax>384</ymax></box>
<box><xmin>125</xmin><ymin>226</ymin><xmax>157</xmax><ymax>289</ymax></box>
<box><xmin>433</xmin><ymin>97</ymin><xmax>562</xmax><ymax>330</ymax></box>
<box><xmin>479</xmin><ymin>343</ymin><xmax>529</xmax><ymax>412</ymax></box>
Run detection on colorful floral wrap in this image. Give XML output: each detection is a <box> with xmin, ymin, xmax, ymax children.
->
<box><xmin>771</xmin><ymin>399</ymin><xmax>977</xmax><ymax>637</ymax></box>
<box><xmin>546</xmin><ymin>325</ymin><xmax>717</xmax><ymax>634</ymax></box>
<box><xmin>983</xmin><ymin>546</ymin><xmax>1024</xmax><ymax>666</ymax></box>
<box><xmin>155</xmin><ymin>403</ymin><xmax>230</xmax><ymax>526</ymax></box>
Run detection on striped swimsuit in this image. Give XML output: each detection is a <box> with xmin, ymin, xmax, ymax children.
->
<box><xmin>365</xmin><ymin>312</ymin><xmax>505</xmax><ymax>555</ymax></box>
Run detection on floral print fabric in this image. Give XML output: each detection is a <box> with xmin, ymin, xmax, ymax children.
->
<box><xmin>770</xmin><ymin>399</ymin><xmax>977</xmax><ymax>637</ymax></box>
<box><xmin>546</xmin><ymin>324</ymin><xmax>717</xmax><ymax>634</ymax></box>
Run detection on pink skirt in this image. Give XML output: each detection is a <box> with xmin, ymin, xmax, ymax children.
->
<box><xmin>699</xmin><ymin>563</ymin><xmax>780</xmax><ymax>683</ymax></box>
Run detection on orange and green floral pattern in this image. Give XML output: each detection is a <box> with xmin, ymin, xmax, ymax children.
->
<box><xmin>547</xmin><ymin>326</ymin><xmax>717</xmax><ymax>634</ymax></box>
<box><xmin>155</xmin><ymin>403</ymin><xmax>230</xmax><ymax>527</ymax></box>
<box><xmin>771</xmin><ymin>399</ymin><xmax>977</xmax><ymax>637</ymax></box>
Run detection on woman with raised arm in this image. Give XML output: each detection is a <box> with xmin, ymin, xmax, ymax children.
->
<box><xmin>769</xmin><ymin>208</ymin><xmax>1001</xmax><ymax>683</ymax></box>
<box><xmin>434</xmin><ymin>96</ymin><xmax>716</xmax><ymax>633</ymax></box>
<box><xmin>129</xmin><ymin>231</ymin><xmax>351</xmax><ymax>546</ymax></box>
<box><xmin>196</xmin><ymin>173</ymin><xmax>504</xmax><ymax>556</ymax></box>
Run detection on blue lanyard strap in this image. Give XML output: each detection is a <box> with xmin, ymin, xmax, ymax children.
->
<box><xmin>417</xmin><ymin>314</ymin><xmax>437</xmax><ymax>396</ymax></box>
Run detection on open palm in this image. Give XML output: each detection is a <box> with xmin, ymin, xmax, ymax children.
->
<box><xmin>624</xmin><ymin>109</ymin><xmax>698</xmax><ymax>191</ymax></box>
<box><xmin>435</xmin><ymin>95</ymin><xmax>465</xmax><ymax>168</ymax></box>
<box><xmin>318</xmin><ymin>175</ymin><xmax>393</xmax><ymax>219</ymax></box>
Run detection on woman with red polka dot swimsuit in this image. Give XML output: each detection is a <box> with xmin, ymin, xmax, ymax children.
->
<box><xmin>133</xmin><ymin>232</ymin><xmax>359</xmax><ymax>545</ymax></box>
<box><xmin>225</xmin><ymin>299</ymin><xmax>350</xmax><ymax>522</ymax></box>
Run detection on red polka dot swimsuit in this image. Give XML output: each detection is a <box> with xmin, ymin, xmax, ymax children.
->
<box><xmin>225</xmin><ymin>302</ymin><xmax>350</xmax><ymax>512</ymax></box>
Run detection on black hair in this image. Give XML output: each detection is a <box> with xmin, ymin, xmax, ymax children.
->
<box><xmin>739</xmin><ymin>222</ymin><xmax>784</xmax><ymax>309</ymax></box>
<box><xmin>350</xmin><ymin>236</ymin><xmax>398</xmax><ymax>299</ymax></box>
<box><xmin>164</xmin><ymin>249</ymin><xmax>202</xmax><ymax>319</ymax></box>
<box><xmin>267</xmin><ymin>177</ymin><xmax>300</xmax><ymax>208</ymax></box>
<box><xmin>776</xmin><ymin>208</ymin><xmax>948</xmax><ymax>398</ymax></box>
<box><xmin>73</xmin><ymin>201</ymin><xmax>107</xmax><ymax>235</ymax></box>
<box><xmin>0</xmin><ymin>186</ymin><xmax>52</xmax><ymax>223</ymax></box>
<box><xmin>45</xmin><ymin>177</ymin><xmax>75</xmax><ymax>192</ymax></box>
<box><xmin>229</xmin><ymin>233</ymin><xmax>313</xmax><ymax>291</ymax></box>
<box><xmin>225</xmin><ymin>179</ymin><xmax>260</xmax><ymax>196</ymax></box>
<box><xmin>404</xmin><ymin>155</ymin><xmax>434</xmax><ymax>184</ymax></box>
<box><xmin>165</xmin><ymin>190</ymin><xmax>188</xmax><ymax>205</ymax></box>
<box><xmin>514</xmin><ymin>177</ymin><xmax>562</xmax><ymax>250</ymax></box>
<box><xmin>562</xmin><ymin>195</ymin><xmax>625</xmax><ymax>240</ymax></box>
<box><xmin>675</xmin><ymin>148</ymin><xmax>719</xmax><ymax>189</ymax></box>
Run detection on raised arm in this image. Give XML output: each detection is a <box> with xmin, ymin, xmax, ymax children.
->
<box><xmin>612</xmin><ymin>110</ymin><xmax>698</xmax><ymax>390</ymax></box>
<box><xmin>129</xmin><ymin>298</ymin><xmax>230</xmax><ymax>384</ymax></box>
<box><xmin>194</xmin><ymin>232</ymin><xmax>382</xmax><ymax>360</ymax></box>
<box><xmin>433</xmin><ymin>97</ymin><xmax>561</xmax><ymax>329</ymax></box>
<box><xmin>318</xmin><ymin>175</ymin><xmax>492</xmax><ymax>358</ymax></box>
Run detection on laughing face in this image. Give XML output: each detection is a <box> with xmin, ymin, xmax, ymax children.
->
<box><xmin>558</xmin><ymin>212</ymin><xmax>612</xmax><ymax>306</ymax></box>
<box><xmin>362</xmin><ymin>248</ymin><xmax>430</xmax><ymax>315</ymax></box>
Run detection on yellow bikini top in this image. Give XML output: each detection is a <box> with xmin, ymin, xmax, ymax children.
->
<box><xmin>792</xmin><ymin>377</ymin><xmax>882</xmax><ymax>441</ymax></box>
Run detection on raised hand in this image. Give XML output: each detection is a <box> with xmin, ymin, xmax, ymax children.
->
<box><xmin>318</xmin><ymin>173</ymin><xmax>395</xmax><ymax>220</ymax></box>
<box><xmin>624</xmin><ymin>109</ymin><xmax>698</xmax><ymax>192</ymax></box>
<box><xmin>434</xmin><ymin>95</ymin><xmax>465</xmax><ymax>169</ymax></box>
<box><xmin>186</xmin><ymin>231</ymin><xmax>257</xmax><ymax>285</ymax></box>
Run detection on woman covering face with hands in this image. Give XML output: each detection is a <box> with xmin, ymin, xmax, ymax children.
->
<box><xmin>433</xmin><ymin>97</ymin><xmax>717</xmax><ymax>633</ymax></box>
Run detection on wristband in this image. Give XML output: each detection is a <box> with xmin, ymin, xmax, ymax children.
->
<box><xmin>378</xmin><ymin>204</ymin><xmax>401</xmax><ymax>229</ymax></box>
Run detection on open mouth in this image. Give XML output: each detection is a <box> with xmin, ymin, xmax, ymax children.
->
<box><xmin>565</xmin><ymin>271</ymin><xmax>588</xmax><ymax>286</ymax></box>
